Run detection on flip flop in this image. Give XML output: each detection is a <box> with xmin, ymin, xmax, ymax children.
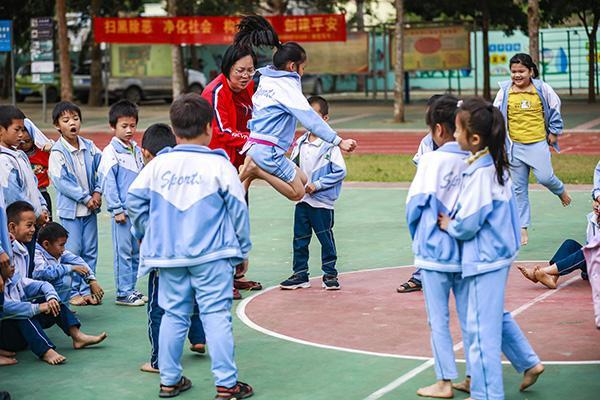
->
<box><xmin>159</xmin><ymin>376</ymin><xmax>192</xmax><ymax>398</ymax></box>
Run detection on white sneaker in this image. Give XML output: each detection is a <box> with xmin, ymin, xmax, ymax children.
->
<box><xmin>115</xmin><ymin>294</ymin><xmax>145</xmax><ymax>306</ymax></box>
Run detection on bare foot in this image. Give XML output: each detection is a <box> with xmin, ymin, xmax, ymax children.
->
<box><xmin>535</xmin><ymin>268</ymin><xmax>558</xmax><ymax>289</ymax></box>
<box><xmin>452</xmin><ymin>377</ymin><xmax>470</xmax><ymax>393</ymax></box>
<box><xmin>521</xmin><ymin>228</ymin><xmax>528</xmax><ymax>246</ymax></box>
<box><xmin>520</xmin><ymin>363</ymin><xmax>544</xmax><ymax>391</ymax></box>
<box><xmin>0</xmin><ymin>349</ymin><xmax>16</xmax><ymax>357</ymax></box>
<box><xmin>42</xmin><ymin>349</ymin><xmax>66</xmax><ymax>365</ymax></box>
<box><xmin>518</xmin><ymin>265</ymin><xmax>539</xmax><ymax>283</ymax></box>
<box><xmin>189</xmin><ymin>343</ymin><xmax>206</xmax><ymax>354</ymax></box>
<box><xmin>69</xmin><ymin>295</ymin><xmax>87</xmax><ymax>306</ymax></box>
<box><xmin>140</xmin><ymin>362</ymin><xmax>159</xmax><ymax>373</ymax></box>
<box><xmin>0</xmin><ymin>355</ymin><xmax>17</xmax><ymax>366</ymax></box>
<box><xmin>416</xmin><ymin>380</ymin><xmax>454</xmax><ymax>398</ymax></box>
<box><xmin>72</xmin><ymin>331</ymin><xmax>108</xmax><ymax>349</ymax></box>
<box><xmin>559</xmin><ymin>191</ymin><xmax>572</xmax><ymax>207</ymax></box>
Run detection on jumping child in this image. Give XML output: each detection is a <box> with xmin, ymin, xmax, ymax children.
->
<box><xmin>233</xmin><ymin>16</ymin><xmax>357</xmax><ymax>201</ymax></box>
<box><xmin>493</xmin><ymin>53</ymin><xmax>571</xmax><ymax>245</ymax></box>
<box><xmin>439</xmin><ymin>98</ymin><xmax>544</xmax><ymax>400</ymax></box>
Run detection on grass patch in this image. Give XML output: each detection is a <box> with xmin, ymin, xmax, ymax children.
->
<box><xmin>344</xmin><ymin>153</ymin><xmax>598</xmax><ymax>184</ymax></box>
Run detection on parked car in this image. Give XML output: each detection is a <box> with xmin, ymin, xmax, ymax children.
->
<box><xmin>73</xmin><ymin>61</ymin><xmax>207</xmax><ymax>104</ymax></box>
<box><xmin>15</xmin><ymin>62</ymin><xmax>75</xmax><ymax>103</ymax></box>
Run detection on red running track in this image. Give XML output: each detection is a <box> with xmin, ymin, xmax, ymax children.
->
<box><xmin>43</xmin><ymin>130</ymin><xmax>600</xmax><ymax>155</ymax></box>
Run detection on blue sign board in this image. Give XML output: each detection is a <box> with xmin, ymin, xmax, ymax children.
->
<box><xmin>0</xmin><ymin>20</ymin><xmax>12</xmax><ymax>52</ymax></box>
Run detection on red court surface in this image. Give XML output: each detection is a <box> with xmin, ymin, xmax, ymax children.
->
<box><xmin>241</xmin><ymin>262</ymin><xmax>600</xmax><ymax>363</ymax></box>
<box><xmin>42</xmin><ymin>130</ymin><xmax>600</xmax><ymax>155</ymax></box>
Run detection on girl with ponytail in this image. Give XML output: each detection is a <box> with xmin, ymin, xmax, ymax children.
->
<box><xmin>234</xmin><ymin>16</ymin><xmax>357</xmax><ymax>201</ymax></box>
<box><xmin>438</xmin><ymin>97</ymin><xmax>544</xmax><ymax>400</ymax></box>
<box><xmin>493</xmin><ymin>52</ymin><xmax>571</xmax><ymax>246</ymax></box>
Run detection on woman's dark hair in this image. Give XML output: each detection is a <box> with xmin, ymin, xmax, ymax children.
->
<box><xmin>221</xmin><ymin>45</ymin><xmax>257</xmax><ymax>79</ymax></box>
<box><xmin>509</xmin><ymin>53</ymin><xmax>539</xmax><ymax>79</ymax></box>
<box><xmin>457</xmin><ymin>97</ymin><xmax>509</xmax><ymax>185</ymax></box>
<box><xmin>425</xmin><ymin>94</ymin><xmax>459</xmax><ymax>134</ymax></box>
<box><xmin>234</xmin><ymin>15</ymin><xmax>307</xmax><ymax>71</ymax></box>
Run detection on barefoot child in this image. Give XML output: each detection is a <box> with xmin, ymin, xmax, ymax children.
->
<box><xmin>280</xmin><ymin>96</ymin><xmax>347</xmax><ymax>290</ymax></box>
<box><xmin>127</xmin><ymin>95</ymin><xmax>252</xmax><ymax>398</ymax></box>
<box><xmin>137</xmin><ymin>123</ymin><xmax>206</xmax><ymax>375</ymax></box>
<box><xmin>33</xmin><ymin>222</ymin><xmax>104</xmax><ymax>304</ymax></box>
<box><xmin>439</xmin><ymin>98</ymin><xmax>544</xmax><ymax>399</ymax></box>
<box><xmin>234</xmin><ymin>16</ymin><xmax>357</xmax><ymax>201</ymax></box>
<box><xmin>98</xmin><ymin>100</ymin><xmax>147</xmax><ymax>306</ymax></box>
<box><xmin>49</xmin><ymin>102</ymin><xmax>103</xmax><ymax>306</ymax></box>
<box><xmin>493</xmin><ymin>53</ymin><xmax>571</xmax><ymax>245</ymax></box>
<box><xmin>0</xmin><ymin>201</ymin><xmax>107</xmax><ymax>365</ymax></box>
<box><xmin>404</xmin><ymin>95</ymin><xmax>472</xmax><ymax>398</ymax></box>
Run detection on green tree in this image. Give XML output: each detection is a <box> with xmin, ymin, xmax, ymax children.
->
<box><xmin>541</xmin><ymin>0</ymin><xmax>600</xmax><ymax>103</ymax></box>
<box><xmin>405</xmin><ymin>0</ymin><xmax>527</xmax><ymax>100</ymax></box>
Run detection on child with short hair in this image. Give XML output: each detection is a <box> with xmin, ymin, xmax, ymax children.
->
<box><xmin>279</xmin><ymin>96</ymin><xmax>346</xmax><ymax>290</ymax></box>
<box><xmin>33</xmin><ymin>222</ymin><xmax>104</xmax><ymax>304</ymax></box>
<box><xmin>127</xmin><ymin>94</ymin><xmax>253</xmax><ymax>398</ymax></box>
<box><xmin>494</xmin><ymin>53</ymin><xmax>571</xmax><ymax>245</ymax></box>
<box><xmin>98</xmin><ymin>100</ymin><xmax>146</xmax><ymax>306</ymax></box>
<box><xmin>0</xmin><ymin>106</ymin><xmax>49</xmax><ymax>273</ymax></box>
<box><xmin>49</xmin><ymin>101</ymin><xmax>102</xmax><ymax>306</ymax></box>
<box><xmin>138</xmin><ymin>123</ymin><xmax>206</xmax><ymax>375</ymax></box>
<box><xmin>233</xmin><ymin>16</ymin><xmax>357</xmax><ymax>201</ymax></box>
<box><xmin>439</xmin><ymin>98</ymin><xmax>544</xmax><ymax>399</ymax></box>
<box><xmin>19</xmin><ymin>118</ymin><xmax>53</xmax><ymax>218</ymax></box>
<box><xmin>0</xmin><ymin>201</ymin><xmax>107</xmax><ymax>365</ymax></box>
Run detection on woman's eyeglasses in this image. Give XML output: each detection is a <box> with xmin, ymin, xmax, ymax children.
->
<box><xmin>233</xmin><ymin>68</ymin><xmax>256</xmax><ymax>77</ymax></box>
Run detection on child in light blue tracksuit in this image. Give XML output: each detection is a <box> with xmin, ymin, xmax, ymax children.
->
<box><xmin>440</xmin><ymin>98</ymin><xmax>544</xmax><ymax>400</ymax></box>
<box><xmin>234</xmin><ymin>16</ymin><xmax>356</xmax><ymax>202</ymax></box>
<box><xmin>98</xmin><ymin>100</ymin><xmax>146</xmax><ymax>306</ymax></box>
<box><xmin>279</xmin><ymin>96</ymin><xmax>347</xmax><ymax>290</ymax></box>
<box><xmin>405</xmin><ymin>95</ymin><xmax>472</xmax><ymax>398</ymax></box>
<box><xmin>48</xmin><ymin>102</ymin><xmax>102</xmax><ymax>305</ymax></box>
<box><xmin>127</xmin><ymin>94</ymin><xmax>253</xmax><ymax>399</ymax></box>
<box><xmin>593</xmin><ymin>161</ymin><xmax>600</xmax><ymax>201</ymax></box>
<box><xmin>493</xmin><ymin>53</ymin><xmax>571</xmax><ymax>245</ymax></box>
<box><xmin>33</xmin><ymin>222</ymin><xmax>104</xmax><ymax>304</ymax></box>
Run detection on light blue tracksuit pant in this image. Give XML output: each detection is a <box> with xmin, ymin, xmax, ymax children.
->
<box><xmin>158</xmin><ymin>259</ymin><xmax>237</xmax><ymax>387</ymax></box>
<box><xmin>465</xmin><ymin>267</ymin><xmax>540</xmax><ymax>400</ymax></box>
<box><xmin>61</xmin><ymin>214</ymin><xmax>98</xmax><ymax>298</ymax></box>
<box><xmin>421</xmin><ymin>270</ymin><xmax>470</xmax><ymax>380</ymax></box>
<box><xmin>111</xmin><ymin>217</ymin><xmax>140</xmax><ymax>298</ymax></box>
<box><xmin>509</xmin><ymin>141</ymin><xmax>565</xmax><ymax>228</ymax></box>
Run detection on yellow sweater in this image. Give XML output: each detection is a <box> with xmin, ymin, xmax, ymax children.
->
<box><xmin>507</xmin><ymin>86</ymin><xmax>546</xmax><ymax>143</ymax></box>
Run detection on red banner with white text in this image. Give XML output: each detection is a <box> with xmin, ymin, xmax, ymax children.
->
<box><xmin>94</xmin><ymin>15</ymin><xmax>346</xmax><ymax>44</ymax></box>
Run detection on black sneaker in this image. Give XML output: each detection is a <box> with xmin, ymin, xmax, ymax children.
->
<box><xmin>215</xmin><ymin>381</ymin><xmax>253</xmax><ymax>399</ymax></box>
<box><xmin>322</xmin><ymin>274</ymin><xmax>340</xmax><ymax>290</ymax></box>
<box><xmin>279</xmin><ymin>273</ymin><xmax>310</xmax><ymax>290</ymax></box>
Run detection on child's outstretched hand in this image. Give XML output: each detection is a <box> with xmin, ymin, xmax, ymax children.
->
<box><xmin>438</xmin><ymin>213</ymin><xmax>451</xmax><ymax>231</ymax></box>
<box><xmin>72</xmin><ymin>265</ymin><xmax>89</xmax><ymax>276</ymax></box>
<box><xmin>339</xmin><ymin>138</ymin><xmax>357</xmax><ymax>152</ymax></box>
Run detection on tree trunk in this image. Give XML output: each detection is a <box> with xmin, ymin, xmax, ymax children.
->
<box><xmin>88</xmin><ymin>0</ymin><xmax>103</xmax><ymax>106</ymax></box>
<box><xmin>587</xmin><ymin>27</ymin><xmax>597</xmax><ymax>103</ymax></box>
<box><xmin>527</xmin><ymin>0</ymin><xmax>540</xmax><ymax>66</ymax></box>
<box><xmin>190</xmin><ymin>45</ymin><xmax>199</xmax><ymax>70</ymax></box>
<box><xmin>168</xmin><ymin>0</ymin><xmax>186</xmax><ymax>98</ymax></box>
<box><xmin>56</xmin><ymin>0</ymin><xmax>73</xmax><ymax>102</ymax></box>
<box><xmin>393</xmin><ymin>0</ymin><xmax>405</xmax><ymax>122</ymax></box>
<box><xmin>482</xmin><ymin>0</ymin><xmax>491</xmax><ymax>101</ymax></box>
<box><xmin>356</xmin><ymin>0</ymin><xmax>366</xmax><ymax>92</ymax></box>
<box><xmin>1</xmin><ymin>51</ymin><xmax>10</xmax><ymax>99</ymax></box>
<box><xmin>265</xmin><ymin>0</ymin><xmax>288</xmax><ymax>15</ymax></box>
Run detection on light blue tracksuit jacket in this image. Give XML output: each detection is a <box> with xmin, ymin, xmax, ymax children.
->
<box><xmin>0</xmin><ymin>146</ymin><xmax>46</xmax><ymax>217</ymax></box>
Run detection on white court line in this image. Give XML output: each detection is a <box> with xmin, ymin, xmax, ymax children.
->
<box><xmin>572</xmin><ymin>117</ymin><xmax>600</xmax><ymax>130</ymax></box>
<box><xmin>329</xmin><ymin>112</ymin><xmax>375</xmax><ymax>125</ymax></box>
<box><xmin>363</xmin><ymin>274</ymin><xmax>582</xmax><ymax>400</ymax></box>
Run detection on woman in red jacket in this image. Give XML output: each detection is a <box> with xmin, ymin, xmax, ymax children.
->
<box><xmin>202</xmin><ymin>45</ymin><xmax>262</xmax><ymax>297</ymax></box>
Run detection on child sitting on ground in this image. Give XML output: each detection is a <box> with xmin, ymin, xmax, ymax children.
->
<box><xmin>280</xmin><ymin>96</ymin><xmax>347</xmax><ymax>290</ymax></box>
<box><xmin>0</xmin><ymin>201</ymin><xmax>107</xmax><ymax>365</ymax></box>
<box><xmin>49</xmin><ymin>101</ymin><xmax>103</xmax><ymax>306</ymax></box>
<box><xmin>137</xmin><ymin>123</ymin><xmax>206</xmax><ymax>374</ymax></box>
<box><xmin>33</xmin><ymin>222</ymin><xmax>104</xmax><ymax>303</ymax></box>
<box><xmin>0</xmin><ymin>189</ymin><xmax>17</xmax><ymax>367</ymax></box>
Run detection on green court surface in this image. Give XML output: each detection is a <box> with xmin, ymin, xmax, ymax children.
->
<box><xmin>2</xmin><ymin>186</ymin><xmax>599</xmax><ymax>399</ymax></box>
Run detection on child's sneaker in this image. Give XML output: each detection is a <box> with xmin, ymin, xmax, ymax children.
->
<box><xmin>115</xmin><ymin>294</ymin><xmax>145</xmax><ymax>306</ymax></box>
<box><xmin>215</xmin><ymin>381</ymin><xmax>254</xmax><ymax>399</ymax></box>
<box><xmin>279</xmin><ymin>273</ymin><xmax>310</xmax><ymax>290</ymax></box>
<box><xmin>322</xmin><ymin>274</ymin><xmax>340</xmax><ymax>290</ymax></box>
<box><xmin>133</xmin><ymin>290</ymin><xmax>149</xmax><ymax>303</ymax></box>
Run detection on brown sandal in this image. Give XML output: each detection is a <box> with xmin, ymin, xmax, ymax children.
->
<box><xmin>159</xmin><ymin>376</ymin><xmax>192</xmax><ymax>398</ymax></box>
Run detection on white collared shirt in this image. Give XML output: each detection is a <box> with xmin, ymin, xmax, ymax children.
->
<box><xmin>298</xmin><ymin>136</ymin><xmax>332</xmax><ymax>210</ymax></box>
